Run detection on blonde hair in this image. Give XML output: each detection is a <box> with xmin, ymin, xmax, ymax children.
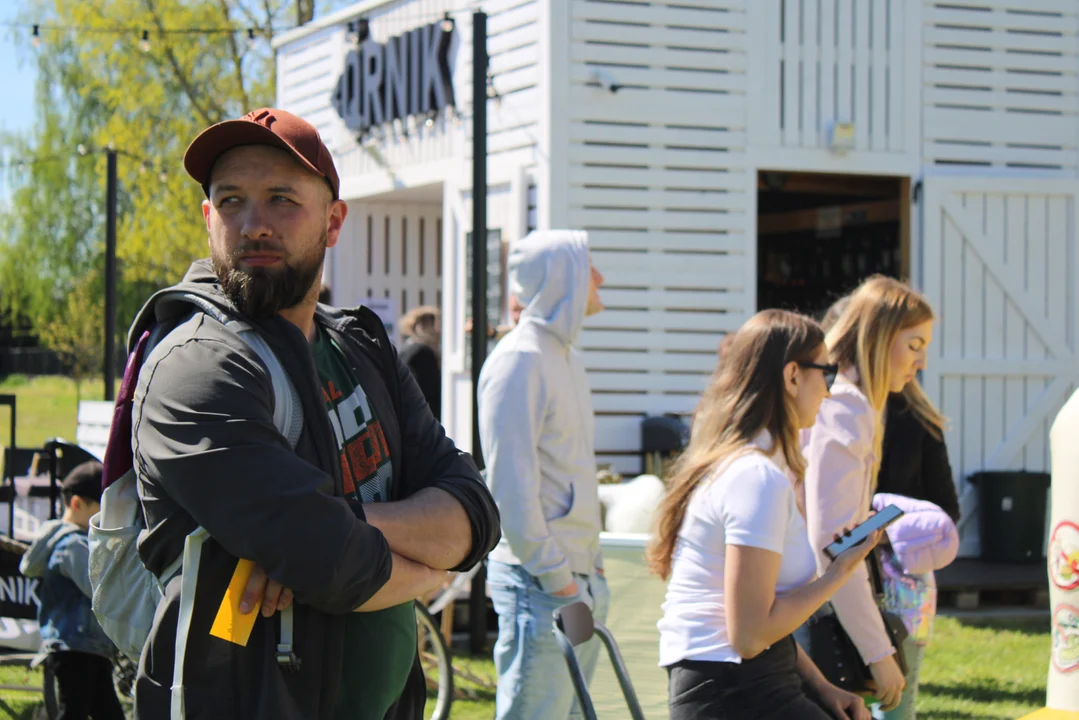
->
<box><xmin>825</xmin><ymin>276</ymin><xmax>937</xmax><ymax>484</ymax></box>
<box><xmin>647</xmin><ymin>310</ymin><xmax>825</xmax><ymax>580</ymax></box>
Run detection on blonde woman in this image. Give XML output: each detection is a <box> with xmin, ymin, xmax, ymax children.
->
<box><xmin>649</xmin><ymin>310</ymin><xmax>878</xmax><ymax>720</ymax></box>
<box><xmin>818</xmin><ymin>294</ymin><xmax>959</xmax><ymax>720</ymax></box>
<box><xmin>803</xmin><ymin>276</ymin><xmax>937</xmax><ymax>712</ymax></box>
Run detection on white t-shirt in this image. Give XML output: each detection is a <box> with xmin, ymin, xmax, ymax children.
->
<box><xmin>657</xmin><ymin>448</ymin><xmax>817</xmax><ymax>666</ymax></box>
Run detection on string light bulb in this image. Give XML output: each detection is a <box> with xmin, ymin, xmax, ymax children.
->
<box><xmin>76</xmin><ymin>144</ymin><xmax>87</xmax><ymax>156</ymax></box>
<box><xmin>246</xmin><ymin>28</ymin><xmax>256</xmax><ymax>50</ymax></box>
<box><xmin>31</xmin><ymin>24</ymin><xmax>40</xmax><ymax>48</ymax></box>
<box><xmin>139</xmin><ymin>30</ymin><xmax>151</xmax><ymax>52</ymax></box>
<box><xmin>440</xmin><ymin>12</ymin><xmax>454</xmax><ymax>33</ymax></box>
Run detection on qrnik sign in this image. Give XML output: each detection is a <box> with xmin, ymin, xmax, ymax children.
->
<box><xmin>333</xmin><ymin>20</ymin><xmax>456</xmax><ymax>136</ymax></box>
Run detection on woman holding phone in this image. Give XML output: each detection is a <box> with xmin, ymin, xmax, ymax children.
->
<box><xmin>803</xmin><ymin>276</ymin><xmax>937</xmax><ymax>712</ymax></box>
<box><xmin>650</xmin><ymin>310</ymin><xmax>879</xmax><ymax>720</ymax></box>
<box><xmin>818</xmin><ymin>293</ymin><xmax>959</xmax><ymax>720</ymax></box>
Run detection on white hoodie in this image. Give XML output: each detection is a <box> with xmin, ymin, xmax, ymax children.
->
<box><xmin>477</xmin><ymin>230</ymin><xmax>603</xmax><ymax>592</ymax></box>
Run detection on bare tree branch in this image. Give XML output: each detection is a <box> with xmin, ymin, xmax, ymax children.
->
<box><xmin>143</xmin><ymin>0</ymin><xmax>227</xmax><ymax>125</ymax></box>
<box><xmin>227</xmin><ymin>0</ymin><xmax>275</xmax><ymax>39</ymax></box>
<box><xmin>297</xmin><ymin>0</ymin><xmax>315</xmax><ymax>26</ymax></box>
<box><xmin>264</xmin><ymin>0</ymin><xmax>278</xmax><ymax>97</ymax></box>
<box><xmin>217</xmin><ymin>0</ymin><xmax>252</xmax><ymax>110</ymax></box>
<box><xmin>263</xmin><ymin>0</ymin><xmax>277</xmax><ymax>36</ymax></box>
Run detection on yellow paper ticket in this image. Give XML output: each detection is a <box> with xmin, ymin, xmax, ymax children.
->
<box><xmin>209</xmin><ymin>558</ymin><xmax>260</xmax><ymax>646</ymax></box>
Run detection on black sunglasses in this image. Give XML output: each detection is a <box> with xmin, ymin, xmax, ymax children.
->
<box><xmin>799</xmin><ymin>362</ymin><xmax>839</xmax><ymax>390</ymax></box>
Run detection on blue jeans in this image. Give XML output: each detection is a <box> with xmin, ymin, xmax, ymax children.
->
<box><xmin>488</xmin><ymin>561</ymin><xmax>610</xmax><ymax>720</ymax></box>
<box><xmin>873</xmin><ymin>637</ymin><xmax>926</xmax><ymax>720</ymax></box>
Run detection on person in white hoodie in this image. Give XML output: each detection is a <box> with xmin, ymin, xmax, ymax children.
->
<box><xmin>478</xmin><ymin>230</ymin><xmax>607</xmax><ymax>720</ymax></box>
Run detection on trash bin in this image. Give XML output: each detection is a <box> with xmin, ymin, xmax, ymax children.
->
<box><xmin>969</xmin><ymin>471</ymin><xmax>1050</xmax><ymax>564</ymax></box>
<box><xmin>641</xmin><ymin>415</ymin><xmax>688</xmax><ymax>476</ymax></box>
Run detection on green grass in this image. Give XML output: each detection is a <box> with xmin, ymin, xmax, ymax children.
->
<box><xmin>918</xmin><ymin>616</ymin><xmax>1049</xmax><ymax>719</ymax></box>
<box><xmin>425</xmin><ymin>652</ymin><xmax>497</xmax><ymax>720</ymax></box>
<box><xmin>0</xmin><ymin>375</ymin><xmax>104</xmax><ymax>452</ymax></box>
<box><xmin>0</xmin><ymin>664</ymin><xmax>44</xmax><ymax>719</ymax></box>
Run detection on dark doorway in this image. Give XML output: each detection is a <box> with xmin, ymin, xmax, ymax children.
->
<box><xmin>756</xmin><ymin>171</ymin><xmax>909</xmax><ymax>321</ymax></box>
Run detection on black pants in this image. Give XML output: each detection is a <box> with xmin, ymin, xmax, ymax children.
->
<box><xmin>668</xmin><ymin>636</ymin><xmax>837</xmax><ymax>720</ymax></box>
<box><xmin>43</xmin><ymin>651</ymin><xmax>126</xmax><ymax>720</ymax></box>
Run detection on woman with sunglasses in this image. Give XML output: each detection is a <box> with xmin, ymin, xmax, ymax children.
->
<box><xmin>802</xmin><ymin>276</ymin><xmax>937</xmax><ymax>713</ymax></box>
<box><xmin>649</xmin><ymin>310</ymin><xmax>875</xmax><ymax>720</ymax></box>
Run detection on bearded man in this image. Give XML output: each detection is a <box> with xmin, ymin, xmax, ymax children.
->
<box><xmin>125</xmin><ymin>108</ymin><xmax>500</xmax><ymax>720</ymax></box>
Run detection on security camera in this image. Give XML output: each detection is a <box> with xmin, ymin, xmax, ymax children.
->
<box><xmin>589</xmin><ymin>67</ymin><xmax>621</xmax><ymax>94</ymax></box>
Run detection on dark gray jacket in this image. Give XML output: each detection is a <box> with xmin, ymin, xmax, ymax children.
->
<box><xmin>130</xmin><ymin>260</ymin><xmax>499</xmax><ymax>719</ymax></box>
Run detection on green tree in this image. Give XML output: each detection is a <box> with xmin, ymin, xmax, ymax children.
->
<box><xmin>37</xmin><ymin>272</ymin><xmax>105</xmax><ymax>404</ymax></box>
<box><xmin>0</xmin><ymin>0</ymin><xmax>346</xmax><ymax>362</ymax></box>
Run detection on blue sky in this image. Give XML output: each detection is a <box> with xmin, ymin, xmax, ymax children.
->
<box><xmin>1</xmin><ymin>6</ymin><xmax>36</xmax><ymax>139</ymax></box>
<box><xmin>0</xmin><ymin>6</ymin><xmax>37</xmax><ymax>206</ymax></box>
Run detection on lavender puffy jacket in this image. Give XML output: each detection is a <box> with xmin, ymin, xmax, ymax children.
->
<box><xmin>872</xmin><ymin>492</ymin><xmax>960</xmax><ymax>575</ymax></box>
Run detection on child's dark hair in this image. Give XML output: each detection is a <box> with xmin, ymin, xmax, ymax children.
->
<box><xmin>61</xmin><ymin>461</ymin><xmax>104</xmax><ymax>508</ymax></box>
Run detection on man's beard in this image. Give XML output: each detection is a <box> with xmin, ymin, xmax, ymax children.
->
<box><xmin>211</xmin><ymin>233</ymin><xmax>326</xmax><ymax>319</ymax></box>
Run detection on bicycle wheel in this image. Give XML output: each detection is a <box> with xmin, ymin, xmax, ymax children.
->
<box><xmin>415</xmin><ymin>602</ymin><xmax>453</xmax><ymax>720</ymax></box>
<box><xmin>113</xmin><ymin>653</ymin><xmax>137</xmax><ymax>716</ymax></box>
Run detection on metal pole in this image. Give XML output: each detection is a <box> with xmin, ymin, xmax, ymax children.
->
<box><xmin>0</xmin><ymin>395</ymin><xmax>15</xmax><ymax>538</ymax></box>
<box><xmin>468</xmin><ymin>10</ymin><xmax>489</xmax><ymax>655</ymax></box>
<box><xmin>104</xmin><ymin>150</ymin><xmax>117</xmax><ymax>402</ymax></box>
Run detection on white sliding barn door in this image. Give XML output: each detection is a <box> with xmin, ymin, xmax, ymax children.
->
<box><xmin>921</xmin><ymin>177</ymin><xmax>1079</xmax><ymax>554</ymax></box>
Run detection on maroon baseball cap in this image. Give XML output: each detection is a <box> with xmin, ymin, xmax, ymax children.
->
<box><xmin>183</xmin><ymin>108</ymin><xmax>340</xmax><ymax>200</ymax></box>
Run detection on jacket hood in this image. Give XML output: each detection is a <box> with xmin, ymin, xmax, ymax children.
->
<box><xmin>127</xmin><ymin>258</ymin><xmax>362</xmax><ymax>354</ymax></box>
<box><xmin>127</xmin><ymin>259</ymin><xmax>239</xmax><ymax>351</ymax></box>
<box><xmin>509</xmin><ymin>231</ymin><xmax>591</xmax><ymax>346</ymax></box>
<box><xmin>20</xmin><ymin>520</ymin><xmax>80</xmax><ymax>578</ymax></box>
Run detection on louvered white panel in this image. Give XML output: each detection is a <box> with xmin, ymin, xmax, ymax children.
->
<box><xmin>752</xmin><ymin>0</ymin><xmax>916</xmax><ymax>154</ymax></box>
<box><xmin>566</xmin><ymin>0</ymin><xmax>750</xmax><ymax>472</ymax></box>
<box><xmin>329</xmin><ymin>201</ymin><xmax>443</xmax><ymax>344</ymax></box>
<box><xmin>923</xmin><ymin>1</ymin><xmax>1079</xmax><ymax>175</ymax></box>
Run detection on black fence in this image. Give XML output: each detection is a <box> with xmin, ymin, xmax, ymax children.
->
<box><xmin>0</xmin><ymin>347</ymin><xmax>67</xmax><ymax>377</ymax></box>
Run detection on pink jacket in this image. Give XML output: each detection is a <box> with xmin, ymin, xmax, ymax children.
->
<box><xmin>802</xmin><ymin>375</ymin><xmax>895</xmax><ymax>665</ymax></box>
<box><xmin>872</xmin><ymin>493</ymin><xmax>959</xmax><ymax>575</ymax></box>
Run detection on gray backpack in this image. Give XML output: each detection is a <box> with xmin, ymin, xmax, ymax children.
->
<box><xmin>87</xmin><ymin>297</ymin><xmax>303</xmax><ymax>681</ymax></box>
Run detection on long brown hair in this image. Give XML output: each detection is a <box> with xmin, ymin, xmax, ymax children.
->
<box><xmin>825</xmin><ymin>276</ymin><xmax>937</xmax><ymax>484</ymax></box>
<box><xmin>647</xmin><ymin>310</ymin><xmax>825</xmax><ymax>580</ymax></box>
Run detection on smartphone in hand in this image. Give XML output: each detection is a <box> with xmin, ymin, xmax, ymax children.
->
<box><xmin>823</xmin><ymin>504</ymin><xmax>904</xmax><ymax>560</ymax></box>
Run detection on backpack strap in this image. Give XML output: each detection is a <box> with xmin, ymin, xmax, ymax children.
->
<box><xmin>234</xmin><ymin>328</ymin><xmax>303</xmax><ymax>450</ymax></box>
<box><xmin>167</xmin><ymin>293</ymin><xmax>303</xmax><ymax>450</ymax></box>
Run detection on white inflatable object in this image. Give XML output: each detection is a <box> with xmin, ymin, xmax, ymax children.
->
<box><xmin>598</xmin><ymin>475</ymin><xmax>666</xmax><ymax>534</ymax></box>
<box><xmin>1030</xmin><ymin>388</ymin><xmax>1079</xmax><ymax>718</ymax></box>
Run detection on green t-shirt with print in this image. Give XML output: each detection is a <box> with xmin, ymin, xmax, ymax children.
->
<box><xmin>312</xmin><ymin>326</ymin><xmax>416</xmax><ymax>720</ymax></box>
